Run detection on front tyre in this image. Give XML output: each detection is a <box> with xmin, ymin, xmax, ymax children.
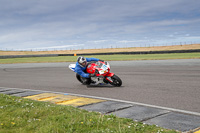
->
<box><xmin>110</xmin><ymin>74</ymin><xmax>122</xmax><ymax>87</ymax></box>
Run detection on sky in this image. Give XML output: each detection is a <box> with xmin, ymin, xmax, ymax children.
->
<box><xmin>0</xmin><ymin>0</ymin><xmax>200</xmax><ymax>51</ymax></box>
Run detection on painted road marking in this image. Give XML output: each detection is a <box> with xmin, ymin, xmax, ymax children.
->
<box><xmin>24</xmin><ymin>93</ymin><xmax>106</xmax><ymax>107</ymax></box>
<box><xmin>40</xmin><ymin>95</ymin><xmax>80</xmax><ymax>103</ymax></box>
<box><xmin>195</xmin><ymin>129</ymin><xmax>200</xmax><ymax>133</ymax></box>
<box><xmin>57</xmin><ymin>97</ymin><xmax>106</xmax><ymax>107</ymax></box>
<box><xmin>4</xmin><ymin>86</ymin><xmax>200</xmax><ymax>116</ymax></box>
<box><xmin>24</xmin><ymin>93</ymin><xmax>64</xmax><ymax>100</ymax></box>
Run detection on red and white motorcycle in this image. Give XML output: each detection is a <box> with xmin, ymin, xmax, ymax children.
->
<box><xmin>69</xmin><ymin>61</ymin><xmax>122</xmax><ymax>87</ymax></box>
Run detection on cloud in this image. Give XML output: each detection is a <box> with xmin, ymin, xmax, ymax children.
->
<box><xmin>0</xmin><ymin>0</ymin><xmax>200</xmax><ymax>50</ymax></box>
<box><xmin>15</xmin><ymin>44</ymin><xmax>85</xmax><ymax>51</ymax></box>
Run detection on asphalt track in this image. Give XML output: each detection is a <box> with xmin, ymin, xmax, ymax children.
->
<box><xmin>0</xmin><ymin>59</ymin><xmax>200</xmax><ymax>114</ymax></box>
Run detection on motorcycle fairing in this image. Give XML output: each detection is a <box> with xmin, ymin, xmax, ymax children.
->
<box><xmin>69</xmin><ymin>64</ymin><xmax>76</xmax><ymax>72</ymax></box>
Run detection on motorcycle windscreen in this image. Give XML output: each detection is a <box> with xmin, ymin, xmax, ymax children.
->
<box><xmin>69</xmin><ymin>64</ymin><xmax>76</xmax><ymax>72</ymax></box>
<box><xmin>98</xmin><ymin>63</ymin><xmax>108</xmax><ymax>74</ymax></box>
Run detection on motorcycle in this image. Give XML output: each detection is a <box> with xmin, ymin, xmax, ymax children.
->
<box><xmin>69</xmin><ymin>61</ymin><xmax>122</xmax><ymax>87</ymax></box>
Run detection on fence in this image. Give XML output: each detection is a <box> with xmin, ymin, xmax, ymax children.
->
<box><xmin>1</xmin><ymin>49</ymin><xmax>200</xmax><ymax>59</ymax></box>
<box><xmin>0</xmin><ymin>42</ymin><xmax>199</xmax><ymax>52</ymax></box>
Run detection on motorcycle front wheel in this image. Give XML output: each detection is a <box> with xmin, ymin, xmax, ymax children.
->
<box><xmin>109</xmin><ymin>74</ymin><xmax>122</xmax><ymax>87</ymax></box>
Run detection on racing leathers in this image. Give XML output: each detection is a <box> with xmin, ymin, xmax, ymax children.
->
<box><xmin>74</xmin><ymin>57</ymin><xmax>99</xmax><ymax>78</ymax></box>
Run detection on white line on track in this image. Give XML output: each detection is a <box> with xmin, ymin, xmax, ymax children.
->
<box><xmin>1</xmin><ymin>86</ymin><xmax>200</xmax><ymax>116</ymax></box>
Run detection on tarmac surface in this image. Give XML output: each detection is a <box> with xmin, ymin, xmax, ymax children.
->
<box><xmin>0</xmin><ymin>59</ymin><xmax>200</xmax><ymax>132</ymax></box>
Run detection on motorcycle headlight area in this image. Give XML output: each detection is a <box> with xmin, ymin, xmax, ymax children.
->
<box><xmin>105</xmin><ymin>62</ymin><xmax>110</xmax><ymax>69</ymax></box>
<box><xmin>99</xmin><ymin>70</ymin><xmax>107</xmax><ymax>74</ymax></box>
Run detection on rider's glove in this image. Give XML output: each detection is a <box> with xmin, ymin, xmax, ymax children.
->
<box><xmin>89</xmin><ymin>73</ymin><xmax>96</xmax><ymax>77</ymax></box>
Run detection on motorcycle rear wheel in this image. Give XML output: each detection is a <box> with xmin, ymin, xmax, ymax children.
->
<box><xmin>76</xmin><ymin>74</ymin><xmax>91</xmax><ymax>85</ymax></box>
<box><xmin>76</xmin><ymin>73</ymin><xmax>83</xmax><ymax>83</ymax></box>
<box><xmin>109</xmin><ymin>74</ymin><xmax>122</xmax><ymax>87</ymax></box>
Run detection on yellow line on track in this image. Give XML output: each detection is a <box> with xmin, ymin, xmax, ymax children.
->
<box><xmin>24</xmin><ymin>93</ymin><xmax>106</xmax><ymax>107</ymax></box>
<box><xmin>194</xmin><ymin>129</ymin><xmax>200</xmax><ymax>133</ymax></box>
<box><xmin>57</xmin><ymin>97</ymin><xmax>105</xmax><ymax>107</ymax></box>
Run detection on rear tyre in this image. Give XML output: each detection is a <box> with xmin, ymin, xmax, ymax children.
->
<box><xmin>109</xmin><ymin>74</ymin><xmax>122</xmax><ymax>87</ymax></box>
<box><xmin>76</xmin><ymin>73</ymin><xmax>83</xmax><ymax>83</ymax></box>
<box><xmin>76</xmin><ymin>73</ymin><xmax>91</xmax><ymax>85</ymax></box>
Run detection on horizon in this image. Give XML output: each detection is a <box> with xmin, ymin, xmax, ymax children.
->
<box><xmin>1</xmin><ymin>43</ymin><xmax>199</xmax><ymax>52</ymax></box>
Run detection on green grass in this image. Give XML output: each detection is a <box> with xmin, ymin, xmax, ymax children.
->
<box><xmin>0</xmin><ymin>94</ymin><xmax>177</xmax><ymax>133</ymax></box>
<box><xmin>0</xmin><ymin>52</ymin><xmax>200</xmax><ymax>64</ymax></box>
<box><xmin>91</xmin><ymin>52</ymin><xmax>200</xmax><ymax>61</ymax></box>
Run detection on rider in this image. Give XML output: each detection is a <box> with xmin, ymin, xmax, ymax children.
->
<box><xmin>75</xmin><ymin>56</ymin><xmax>104</xmax><ymax>84</ymax></box>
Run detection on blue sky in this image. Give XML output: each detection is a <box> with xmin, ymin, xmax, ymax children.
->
<box><xmin>0</xmin><ymin>0</ymin><xmax>200</xmax><ymax>51</ymax></box>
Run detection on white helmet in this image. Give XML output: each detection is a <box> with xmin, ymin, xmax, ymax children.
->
<box><xmin>77</xmin><ymin>56</ymin><xmax>87</xmax><ymax>67</ymax></box>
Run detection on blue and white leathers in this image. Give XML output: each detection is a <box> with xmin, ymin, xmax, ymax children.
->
<box><xmin>74</xmin><ymin>58</ymin><xmax>99</xmax><ymax>78</ymax></box>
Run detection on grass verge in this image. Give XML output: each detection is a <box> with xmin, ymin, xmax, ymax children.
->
<box><xmin>0</xmin><ymin>52</ymin><xmax>200</xmax><ymax>64</ymax></box>
<box><xmin>0</xmin><ymin>94</ymin><xmax>177</xmax><ymax>133</ymax></box>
